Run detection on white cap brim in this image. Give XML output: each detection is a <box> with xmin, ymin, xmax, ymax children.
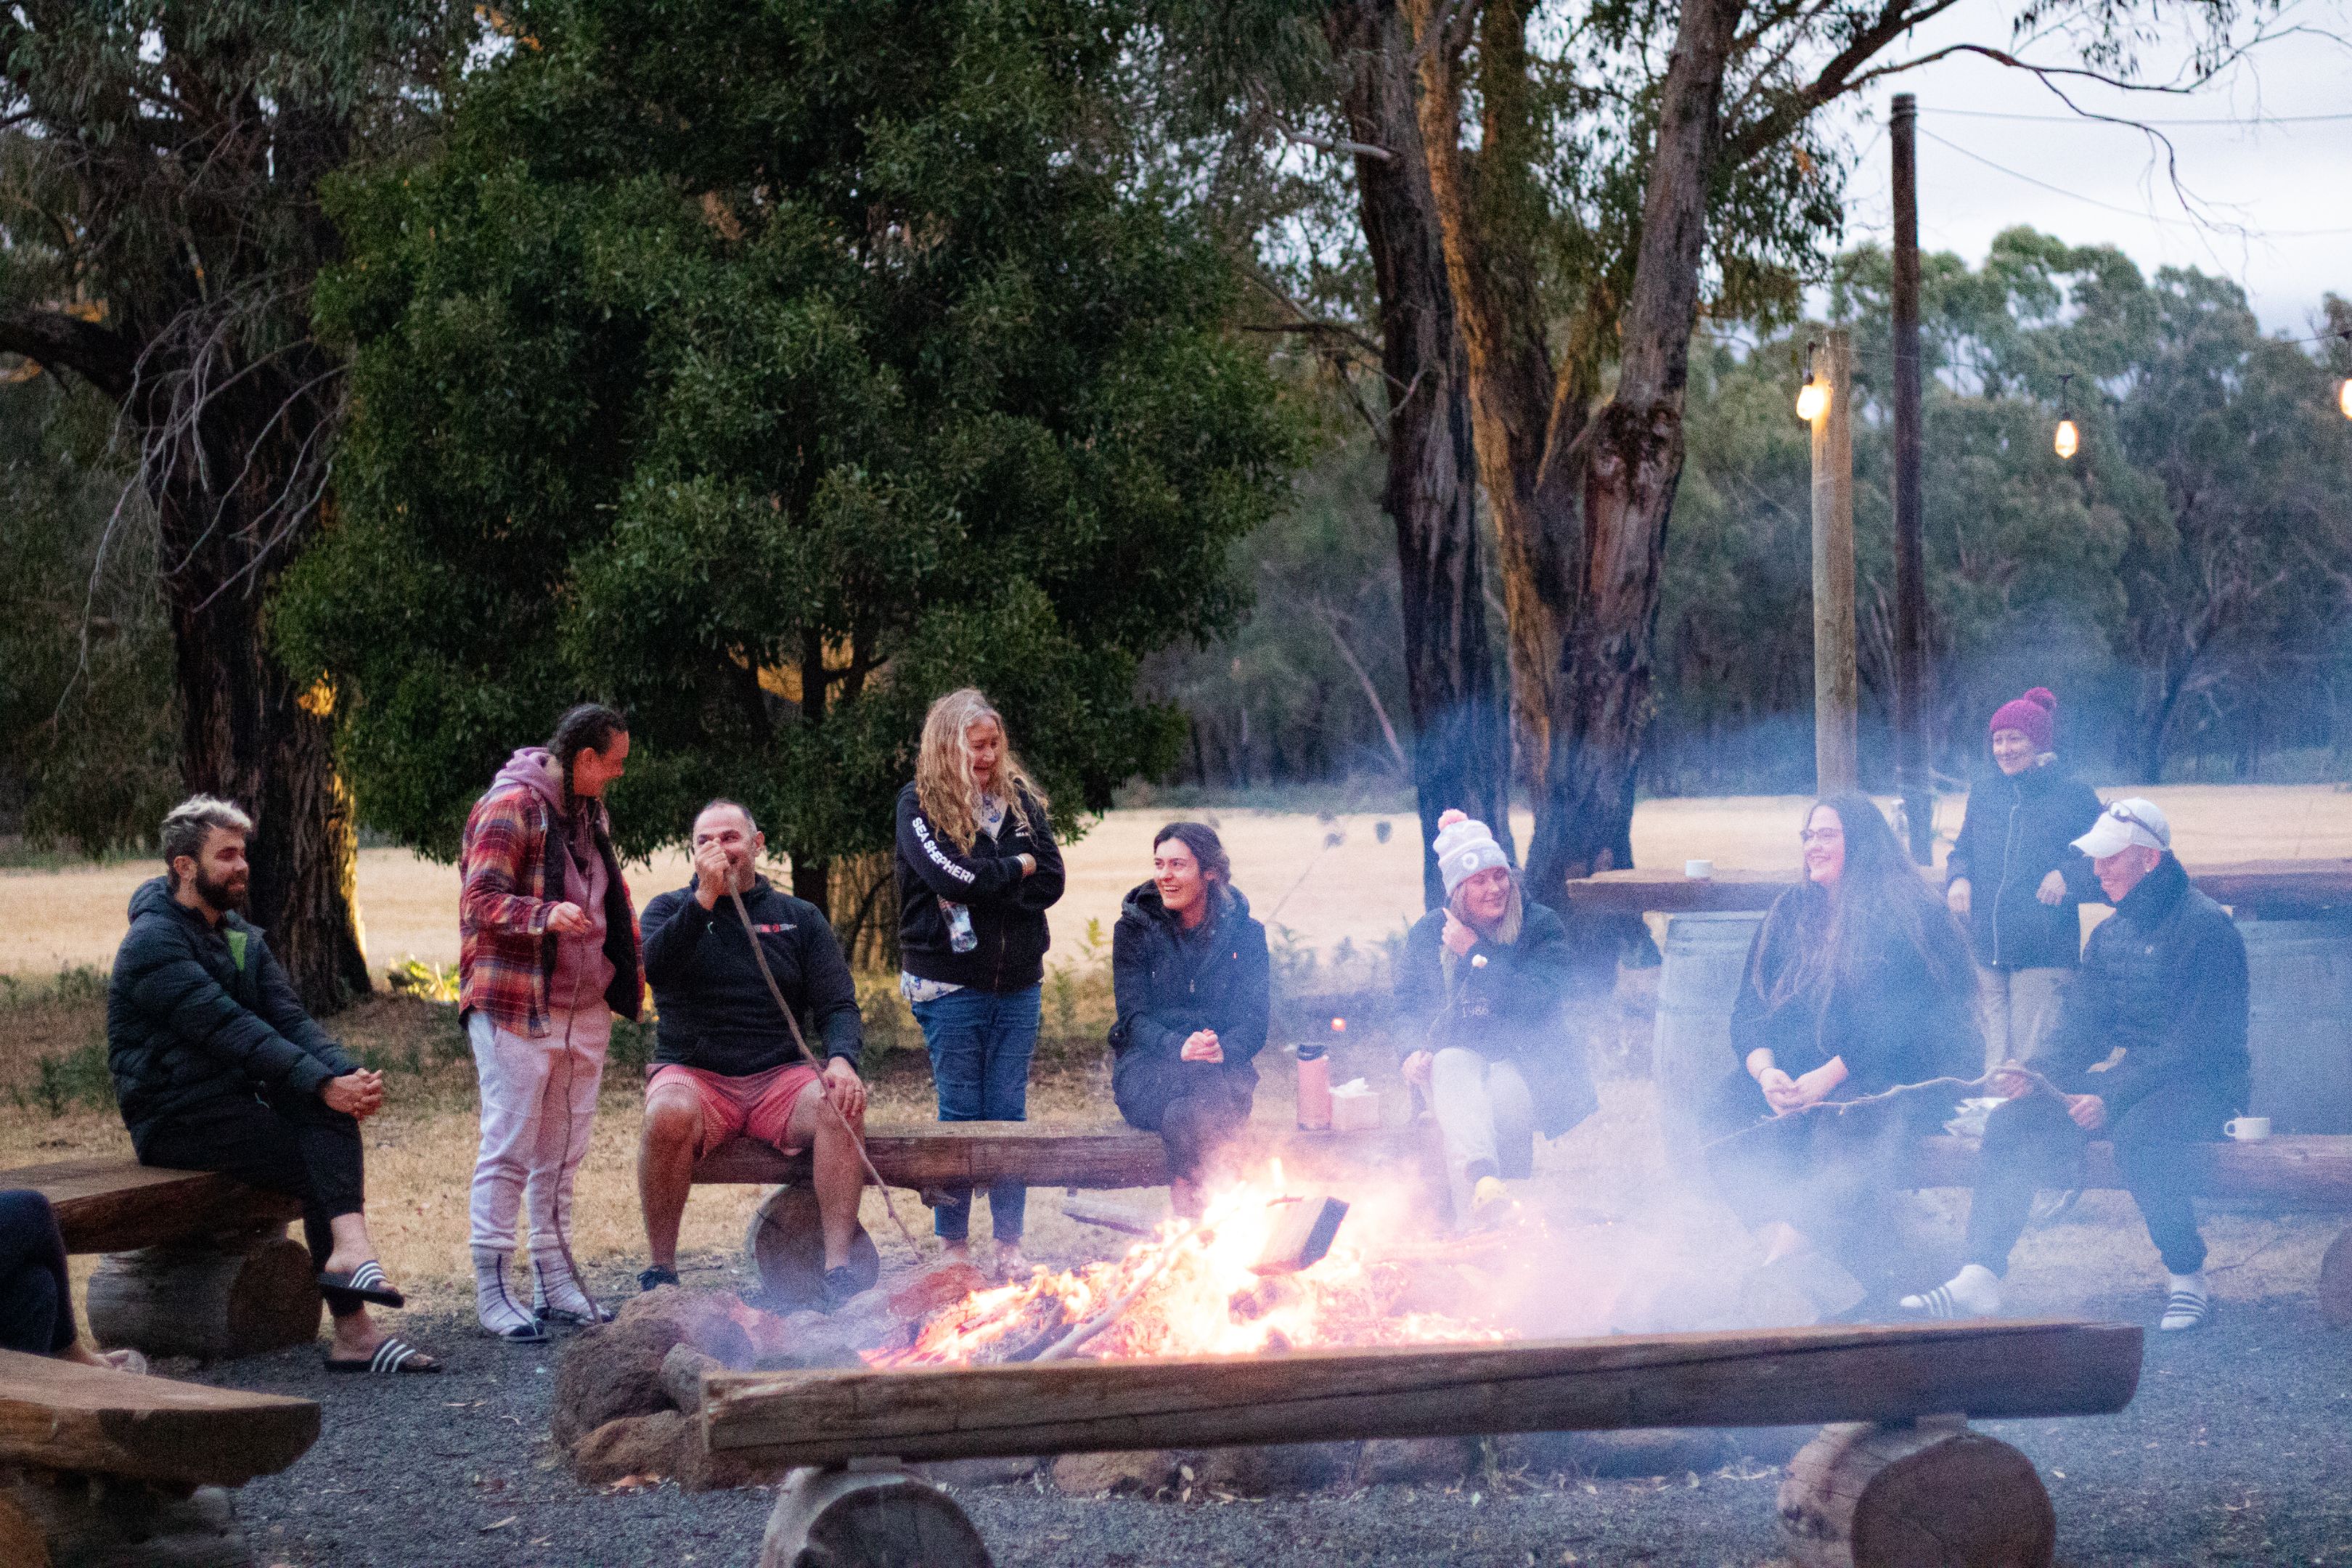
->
<box><xmin>2073</xmin><ymin>814</ymin><xmax>2162</xmax><ymax>858</ymax></box>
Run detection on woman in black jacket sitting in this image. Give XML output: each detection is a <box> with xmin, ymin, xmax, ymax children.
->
<box><xmin>1111</xmin><ymin>823</ymin><xmax>1270</xmax><ymax>1218</ymax></box>
<box><xmin>1704</xmin><ymin>793</ymin><xmax>1980</xmax><ymax>1306</ymax></box>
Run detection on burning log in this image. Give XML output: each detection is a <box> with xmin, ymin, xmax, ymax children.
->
<box><xmin>701</xmin><ymin>1319</ymin><xmax>2141</xmax><ymax>1469</ymax></box>
<box><xmin>1252</xmin><ymin>1196</ymin><xmax>1349</xmax><ymax>1276</ymax></box>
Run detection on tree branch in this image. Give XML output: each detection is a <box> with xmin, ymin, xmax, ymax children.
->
<box><xmin>0</xmin><ymin>304</ymin><xmax>139</xmax><ymax>399</ymax></box>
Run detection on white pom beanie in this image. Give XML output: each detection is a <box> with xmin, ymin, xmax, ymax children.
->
<box><xmin>1433</xmin><ymin>809</ymin><xmax>1509</xmax><ymax>897</ymax></box>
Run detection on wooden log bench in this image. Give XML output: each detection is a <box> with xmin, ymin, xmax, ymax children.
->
<box><xmin>698</xmin><ymin>1318</ymin><xmax>2142</xmax><ymax>1568</ymax></box>
<box><xmin>691</xmin><ymin>1121</ymin><xmax>1442</xmax><ymax>1307</ymax></box>
<box><xmin>0</xmin><ymin>1346</ymin><xmax>319</xmax><ymax>1567</ymax></box>
<box><xmin>1897</xmin><ymin>1133</ymin><xmax>2352</xmax><ymax>1328</ymax></box>
<box><xmin>1</xmin><ymin>1158</ymin><xmax>322</xmax><ymax>1360</ymax></box>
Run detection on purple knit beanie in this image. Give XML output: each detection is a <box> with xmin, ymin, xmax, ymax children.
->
<box><xmin>1988</xmin><ymin>687</ymin><xmax>2057</xmax><ymax>751</ymax></box>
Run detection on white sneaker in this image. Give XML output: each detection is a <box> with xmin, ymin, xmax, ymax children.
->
<box><xmin>473</xmin><ymin>1246</ymin><xmax>546</xmax><ymax>1342</ymax></box>
<box><xmin>532</xmin><ymin>1250</ymin><xmax>614</xmax><ymax>1326</ymax></box>
<box><xmin>1899</xmin><ymin>1263</ymin><xmax>2004</xmax><ymax>1320</ymax></box>
<box><xmin>2160</xmin><ymin>1273</ymin><xmax>2211</xmax><ymax>1332</ymax></box>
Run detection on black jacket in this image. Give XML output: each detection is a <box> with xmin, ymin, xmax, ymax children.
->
<box><xmin>894</xmin><ymin>781</ymin><xmax>1066</xmax><ymax>992</ymax></box>
<box><xmin>640</xmin><ymin>878</ymin><xmax>862</xmax><ymax>1077</ymax></box>
<box><xmin>1945</xmin><ymin>761</ymin><xmax>2104</xmax><ymax>971</ymax></box>
<box><xmin>2030</xmin><ymin>854</ymin><xmax>2250</xmax><ymax>1118</ymax></box>
<box><xmin>105</xmin><ymin>878</ymin><xmax>359</xmax><ymax>1151</ymax></box>
<box><xmin>1395</xmin><ymin>900</ymin><xmax>1598</xmax><ymax>1138</ymax></box>
<box><xmin>1730</xmin><ymin>886</ymin><xmax>1982</xmax><ymax>1099</ymax></box>
<box><xmin>1109</xmin><ymin>883</ymin><xmax>1270</xmax><ymax>1108</ymax></box>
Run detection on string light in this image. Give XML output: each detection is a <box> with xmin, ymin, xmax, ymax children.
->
<box><xmin>2054</xmin><ymin>373</ymin><xmax>2079</xmax><ymax>460</ymax></box>
<box><xmin>2340</xmin><ymin>377</ymin><xmax>2351</xmax><ymax>421</ymax></box>
<box><xmin>1796</xmin><ymin>339</ymin><xmax>1829</xmax><ymax>422</ymax></box>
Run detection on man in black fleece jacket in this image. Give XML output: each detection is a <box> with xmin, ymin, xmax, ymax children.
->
<box><xmin>1903</xmin><ymin>798</ymin><xmax>2250</xmax><ymax>1332</ymax></box>
<box><xmin>637</xmin><ymin>801</ymin><xmax>867</xmax><ymax>1307</ymax></box>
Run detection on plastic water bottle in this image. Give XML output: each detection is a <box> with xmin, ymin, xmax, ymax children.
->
<box><xmin>939</xmin><ymin>898</ymin><xmax>977</xmax><ymax>954</ymax></box>
<box><xmin>1296</xmin><ymin>1042</ymin><xmax>1332</xmax><ymax>1131</ymax></box>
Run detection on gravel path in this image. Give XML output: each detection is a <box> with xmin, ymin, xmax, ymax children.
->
<box><xmin>199</xmin><ymin>1275</ymin><xmax>2351</xmax><ymax>1568</ymax></box>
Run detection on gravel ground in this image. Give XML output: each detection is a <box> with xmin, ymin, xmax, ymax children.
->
<box><xmin>199</xmin><ymin>1273</ymin><xmax>2352</xmax><ymax>1568</ymax></box>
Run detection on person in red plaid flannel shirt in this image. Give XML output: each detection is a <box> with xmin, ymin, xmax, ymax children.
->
<box><xmin>458</xmin><ymin>703</ymin><xmax>643</xmax><ymax>1340</ymax></box>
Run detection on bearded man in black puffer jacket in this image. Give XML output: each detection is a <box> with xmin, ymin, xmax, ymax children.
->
<box><xmin>107</xmin><ymin>796</ymin><xmax>436</xmax><ymax>1372</ymax></box>
<box><xmin>1904</xmin><ymin>798</ymin><xmax>2250</xmax><ymax>1334</ymax></box>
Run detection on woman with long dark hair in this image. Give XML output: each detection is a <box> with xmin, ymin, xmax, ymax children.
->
<box><xmin>1704</xmin><ymin>793</ymin><xmax>1980</xmax><ymax>1305</ymax></box>
<box><xmin>893</xmin><ymin>688</ymin><xmax>1065</xmax><ymax>1273</ymax></box>
<box><xmin>1110</xmin><ymin>822</ymin><xmax>1270</xmax><ymax>1218</ymax></box>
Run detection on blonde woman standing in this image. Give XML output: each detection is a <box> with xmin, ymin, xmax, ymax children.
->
<box><xmin>894</xmin><ymin>689</ymin><xmax>1065</xmax><ymax>1272</ymax></box>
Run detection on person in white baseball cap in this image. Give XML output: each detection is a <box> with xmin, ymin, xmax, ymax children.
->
<box><xmin>1903</xmin><ymin>793</ymin><xmax>2251</xmax><ymax>1333</ymax></box>
<box><xmin>1394</xmin><ymin>811</ymin><xmax>1597</xmax><ymax>1228</ymax></box>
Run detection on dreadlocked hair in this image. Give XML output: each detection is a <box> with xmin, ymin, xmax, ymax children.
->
<box><xmin>1763</xmin><ymin>791</ymin><xmax>1977</xmax><ymax>1012</ymax></box>
<box><xmin>915</xmin><ymin>687</ymin><xmax>1047</xmax><ymax>852</ymax></box>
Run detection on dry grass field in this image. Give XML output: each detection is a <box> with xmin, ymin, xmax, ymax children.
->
<box><xmin>3</xmin><ymin>786</ymin><xmax>2345</xmax><ymax>1320</ymax></box>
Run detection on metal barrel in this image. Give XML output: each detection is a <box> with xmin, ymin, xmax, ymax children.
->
<box><xmin>1652</xmin><ymin>912</ymin><xmax>1767</xmax><ymax>1157</ymax></box>
<box><xmin>2238</xmin><ymin>917</ymin><xmax>2352</xmax><ymax>1134</ymax></box>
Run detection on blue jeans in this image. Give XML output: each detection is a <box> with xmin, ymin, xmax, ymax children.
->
<box><xmin>912</xmin><ymin>984</ymin><xmax>1041</xmax><ymax>1242</ymax></box>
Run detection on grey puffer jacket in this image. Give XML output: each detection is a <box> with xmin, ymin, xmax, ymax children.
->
<box><xmin>105</xmin><ymin>877</ymin><xmax>357</xmax><ymax>1150</ymax></box>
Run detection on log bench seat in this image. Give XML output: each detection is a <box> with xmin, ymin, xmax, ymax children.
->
<box><xmin>1898</xmin><ymin>1132</ymin><xmax>2352</xmax><ymax>1326</ymax></box>
<box><xmin>0</xmin><ymin>1345</ymin><xmax>318</xmax><ymax>1567</ymax></box>
<box><xmin>1</xmin><ymin>1157</ymin><xmax>322</xmax><ymax>1360</ymax></box>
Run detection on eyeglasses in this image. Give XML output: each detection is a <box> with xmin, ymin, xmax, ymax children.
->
<box><xmin>2105</xmin><ymin>803</ymin><xmax>2165</xmax><ymax>845</ymax></box>
<box><xmin>1799</xmin><ymin>827</ymin><xmax>1845</xmax><ymax>845</ymax></box>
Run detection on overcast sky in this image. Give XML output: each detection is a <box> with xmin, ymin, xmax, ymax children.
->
<box><xmin>1822</xmin><ymin>1</ymin><xmax>2351</xmax><ymax>335</ymax></box>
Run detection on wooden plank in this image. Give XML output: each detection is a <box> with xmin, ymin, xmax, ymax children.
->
<box><xmin>1</xmin><ymin>1158</ymin><xmax>303</xmax><ymax>1253</ymax></box>
<box><xmin>1564</xmin><ymin>860</ymin><xmax>2352</xmax><ymax>918</ymax></box>
<box><xmin>703</xmin><ymin>1318</ymin><xmax>2142</xmax><ymax>1466</ymax></box>
<box><xmin>0</xmin><ymin>1348</ymin><xmax>319</xmax><ymax>1486</ymax></box>
<box><xmin>1900</xmin><ymin>1133</ymin><xmax>2352</xmax><ymax>1205</ymax></box>
<box><xmin>693</xmin><ymin>1122</ymin><xmax>1432</xmax><ymax>1191</ymax></box>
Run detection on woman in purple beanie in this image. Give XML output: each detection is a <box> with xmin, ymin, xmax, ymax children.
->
<box><xmin>1944</xmin><ymin>687</ymin><xmax>2105</xmax><ymax>1068</ymax></box>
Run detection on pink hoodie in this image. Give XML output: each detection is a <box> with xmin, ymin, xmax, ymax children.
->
<box><xmin>491</xmin><ymin>747</ymin><xmax>613</xmax><ymax>1013</ymax></box>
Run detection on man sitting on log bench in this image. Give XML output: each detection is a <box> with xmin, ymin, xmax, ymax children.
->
<box><xmin>106</xmin><ymin>795</ymin><xmax>438</xmax><ymax>1373</ymax></box>
<box><xmin>1903</xmin><ymin>798</ymin><xmax>2250</xmax><ymax>1332</ymax></box>
<box><xmin>637</xmin><ymin>800</ymin><xmax>870</xmax><ymax>1307</ymax></box>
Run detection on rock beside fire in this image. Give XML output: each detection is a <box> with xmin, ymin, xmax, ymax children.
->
<box><xmin>1048</xmin><ymin>1450</ymin><xmax>1183</xmax><ymax>1495</ymax></box>
<box><xmin>573</xmin><ymin>1411</ymin><xmax>692</xmax><ymax>1485</ymax></box>
<box><xmin>552</xmin><ymin>1287</ymin><xmax>756</xmax><ymax>1459</ymax></box>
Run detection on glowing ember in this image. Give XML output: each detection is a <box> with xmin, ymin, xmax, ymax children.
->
<box><xmin>870</xmin><ymin>1164</ymin><xmax>1506</xmax><ymax>1368</ymax></box>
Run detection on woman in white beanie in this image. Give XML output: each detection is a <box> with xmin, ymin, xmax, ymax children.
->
<box><xmin>1394</xmin><ymin>810</ymin><xmax>1597</xmax><ymax>1226</ymax></box>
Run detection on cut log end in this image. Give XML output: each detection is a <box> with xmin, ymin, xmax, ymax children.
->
<box><xmin>758</xmin><ymin>1466</ymin><xmax>992</xmax><ymax>1568</ymax></box>
<box><xmin>85</xmin><ymin>1229</ymin><xmax>322</xmax><ymax>1362</ymax></box>
<box><xmin>1779</xmin><ymin>1419</ymin><xmax>2054</xmax><ymax>1568</ymax></box>
<box><xmin>746</xmin><ymin>1186</ymin><xmax>881</xmax><ymax>1310</ymax></box>
<box><xmin>2322</xmin><ymin>1224</ymin><xmax>2352</xmax><ymax>1331</ymax></box>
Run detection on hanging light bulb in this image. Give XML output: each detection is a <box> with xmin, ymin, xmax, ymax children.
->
<box><xmin>2339</xmin><ymin>377</ymin><xmax>2351</xmax><ymax>420</ymax></box>
<box><xmin>1795</xmin><ymin>339</ymin><xmax>1827</xmax><ymax>422</ymax></box>
<box><xmin>2053</xmin><ymin>372</ymin><xmax>2079</xmax><ymax>460</ymax></box>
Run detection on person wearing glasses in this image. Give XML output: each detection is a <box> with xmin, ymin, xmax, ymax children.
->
<box><xmin>1943</xmin><ymin>688</ymin><xmax>2104</xmax><ymax>1067</ymax></box>
<box><xmin>1903</xmin><ymin>799</ymin><xmax>2249</xmax><ymax>1332</ymax></box>
<box><xmin>1704</xmin><ymin>793</ymin><xmax>1981</xmax><ymax>1310</ymax></box>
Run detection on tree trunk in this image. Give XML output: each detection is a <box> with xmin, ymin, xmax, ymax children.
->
<box><xmin>1332</xmin><ymin>0</ymin><xmax>1516</xmax><ymax>908</ymax></box>
<box><xmin>156</xmin><ymin>362</ymin><xmax>369</xmax><ymax>1013</ymax></box>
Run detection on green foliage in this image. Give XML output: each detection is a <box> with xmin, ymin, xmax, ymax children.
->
<box><xmin>0</xmin><ymin>376</ymin><xmax>176</xmax><ymax>851</ymax></box>
<box><xmin>12</xmin><ymin>1040</ymin><xmax>115</xmax><ymax>1116</ymax></box>
<box><xmin>278</xmin><ymin>0</ymin><xmax>1304</xmax><ymax>870</ymax></box>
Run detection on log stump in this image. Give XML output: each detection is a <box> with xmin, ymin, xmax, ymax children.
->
<box><xmin>86</xmin><ymin>1226</ymin><xmax>321</xmax><ymax>1361</ymax></box>
<box><xmin>2321</xmin><ymin>1223</ymin><xmax>2352</xmax><ymax>1330</ymax></box>
<box><xmin>747</xmin><ymin>1187</ymin><xmax>879</xmax><ymax>1310</ymax></box>
<box><xmin>758</xmin><ymin>1464</ymin><xmax>991</xmax><ymax>1568</ymax></box>
<box><xmin>0</xmin><ymin>1469</ymin><xmax>250</xmax><ymax>1568</ymax></box>
<box><xmin>1779</xmin><ymin>1418</ymin><xmax>2054</xmax><ymax>1568</ymax></box>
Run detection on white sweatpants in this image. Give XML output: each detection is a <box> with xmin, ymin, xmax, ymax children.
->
<box><xmin>1428</xmin><ymin>1047</ymin><xmax>1535</xmax><ymax>1222</ymax></box>
<box><xmin>467</xmin><ymin>1009</ymin><xmax>609</xmax><ymax>1252</ymax></box>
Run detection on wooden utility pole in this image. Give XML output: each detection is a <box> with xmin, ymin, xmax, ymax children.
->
<box><xmin>1811</xmin><ymin>327</ymin><xmax>1858</xmax><ymax>793</ymax></box>
<box><xmin>1890</xmin><ymin>92</ymin><xmax>1932</xmax><ymax>861</ymax></box>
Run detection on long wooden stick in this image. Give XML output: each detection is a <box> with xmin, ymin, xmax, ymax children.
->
<box><xmin>726</xmin><ymin>883</ymin><xmax>921</xmax><ymax>1256</ymax></box>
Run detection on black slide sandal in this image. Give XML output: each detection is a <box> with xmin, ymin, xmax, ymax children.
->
<box><xmin>326</xmin><ymin>1336</ymin><xmax>441</xmax><ymax>1374</ymax></box>
<box><xmin>317</xmin><ymin>1260</ymin><xmax>406</xmax><ymax>1310</ymax></box>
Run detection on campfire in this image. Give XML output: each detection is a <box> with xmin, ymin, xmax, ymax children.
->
<box><xmin>873</xmin><ymin>1160</ymin><xmax>1508</xmax><ymax>1368</ymax></box>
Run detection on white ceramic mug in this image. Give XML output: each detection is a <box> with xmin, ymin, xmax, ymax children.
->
<box><xmin>2224</xmin><ymin>1115</ymin><xmax>2271</xmax><ymax>1142</ymax></box>
<box><xmin>1685</xmin><ymin>859</ymin><xmax>1713</xmax><ymax>881</ymax></box>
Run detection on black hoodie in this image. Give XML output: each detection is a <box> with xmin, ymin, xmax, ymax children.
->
<box><xmin>893</xmin><ymin>781</ymin><xmax>1065</xmax><ymax>992</ymax></box>
<box><xmin>639</xmin><ymin>877</ymin><xmax>862</xmax><ymax>1077</ymax></box>
<box><xmin>1108</xmin><ymin>881</ymin><xmax>1270</xmax><ymax>1108</ymax></box>
<box><xmin>105</xmin><ymin>877</ymin><xmax>359</xmax><ymax>1150</ymax></box>
<box><xmin>1945</xmin><ymin>761</ymin><xmax>2104</xmax><ymax>971</ymax></box>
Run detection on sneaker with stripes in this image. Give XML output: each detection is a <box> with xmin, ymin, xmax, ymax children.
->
<box><xmin>473</xmin><ymin>1246</ymin><xmax>547</xmax><ymax>1342</ymax></box>
<box><xmin>1898</xmin><ymin>1262</ymin><xmax>2003</xmax><ymax>1320</ymax></box>
<box><xmin>533</xmin><ymin>1249</ymin><xmax>613</xmax><ymax>1326</ymax></box>
<box><xmin>2160</xmin><ymin>1273</ymin><xmax>2211</xmax><ymax>1332</ymax></box>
